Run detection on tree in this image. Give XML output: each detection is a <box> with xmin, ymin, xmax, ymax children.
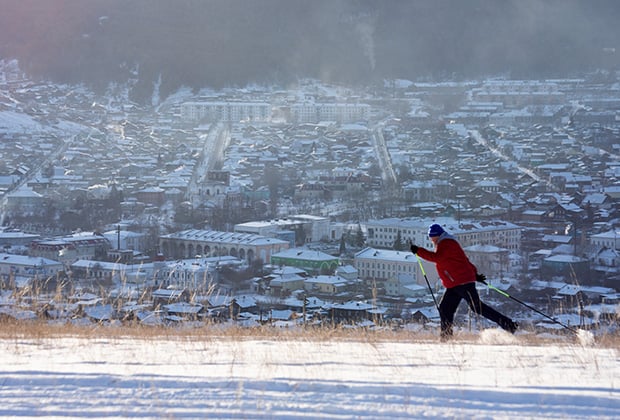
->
<box><xmin>393</xmin><ymin>230</ymin><xmax>405</xmax><ymax>251</ymax></box>
<box><xmin>264</xmin><ymin>165</ymin><xmax>280</xmax><ymax>218</ymax></box>
<box><xmin>294</xmin><ymin>224</ymin><xmax>307</xmax><ymax>246</ymax></box>
<box><xmin>355</xmin><ymin>223</ymin><xmax>365</xmax><ymax>248</ymax></box>
<box><xmin>339</xmin><ymin>234</ymin><xmax>346</xmax><ymax>256</ymax></box>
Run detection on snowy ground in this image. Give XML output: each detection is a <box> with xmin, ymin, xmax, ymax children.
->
<box><xmin>0</xmin><ymin>329</ymin><xmax>618</xmax><ymax>419</ymax></box>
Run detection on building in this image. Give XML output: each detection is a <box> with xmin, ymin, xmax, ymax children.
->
<box><xmin>234</xmin><ymin>214</ymin><xmax>331</xmax><ymax>244</ymax></box>
<box><xmin>402</xmin><ymin>180</ymin><xmax>451</xmax><ymax>202</ymax></box>
<box><xmin>260</xmin><ymin>266</ymin><xmax>308</xmax><ymax>297</ymax></box>
<box><xmin>464</xmin><ymin>244</ymin><xmax>513</xmax><ymax>279</ymax></box>
<box><xmin>159</xmin><ymin>229</ymin><xmax>289</xmax><ymax>264</ymax></box>
<box><xmin>152</xmin><ymin>258</ymin><xmax>218</xmax><ymax>291</ymax></box>
<box><xmin>590</xmin><ymin>229</ymin><xmax>620</xmax><ymax>250</ymax></box>
<box><xmin>70</xmin><ymin>260</ymin><xmax>130</xmax><ymax>283</ymax></box>
<box><xmin>470</xmin><ymin>80</ymin><xmax>565</xmax><ymax>108</ymax></box>
<box><xmin>364</xmin><ymin>217</ymin><xmax>522</xmax><ymax>252</ymax></box>
<box><xmin>0</xmin><ymin>253</ymin><xmax>64</xmax><ymax>286</ymax></box>
<box><xmin>354</xmin><ymin>247</ymin><xmax>432</xmax><ymax>288</ymax></box>
<box><xmin>103</xmin><ymin>229</ymin><xmax>148</xmax><ymax>252</ymax></box>
<box><xmin>0</xmin><ymin>229</ymin><xmax>40</xmax><ymax>248</ymax></box>
<box><xmin>135</xmin><ymin>186</ymin><xmax>165</xmax><ymax>207</ymax></box>
<box><xmin>270</xmin><ymin>248</ymin><xmax>339</xmax><ymax>275</ymax></box>
<box><xmin>541</xmin><ymin>254</ymin><xmax>590</xmax><ymax>280</ymax></box>
<box><xmin>181</xmin><ymin>101</ymin><xmax>271</xmax><ymax>123</ymax></box>
<box><xmin>384</xmin><ymin>274</ymin><xmax>428</xmax><ymax>298</ymax></box>
<box><xmin>303</xmin><ymin>275</ymin><xmax>352</xmax><ymax>295</ymax></box>
<box><xmin>290</xmin><ymin>102</ymin><xmax>370</xmax><ymax>124</ymax></box>
<box><xmin>328</xmin><ymin>300</ymin><xmax>382</xmax><ymax>323</ymax></box>
<box><xmin>4</xmin><ymin>186</ymin><xmax>44</xmax><ymax>217</ymax></box>
<box><xmin>29</xmin><ymin>233</ymin><xmax>111</xmax><ymax>266</ymax></box>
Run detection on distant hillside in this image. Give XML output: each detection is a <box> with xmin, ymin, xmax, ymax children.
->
<box><xmin>1</xmin><ymin>0</ymin><xmax>620</xmax><ymax>102</ymax></box>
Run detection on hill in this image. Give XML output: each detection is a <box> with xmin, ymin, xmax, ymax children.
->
<box><xmin>0</xmin><ymin>326</ymin><xmax>618</xmax><ymax>418</ymax></box>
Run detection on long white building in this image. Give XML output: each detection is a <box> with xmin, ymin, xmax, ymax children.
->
<box><xmin>0</xmin><ymin>253</ymin><xmax>64</xmax><ymax>286</ymax></box>
<box><xmin>364</xmin><ymin>217</ymin><xmax>522</xmax><ymax>252</ymax></box>
<box><xmin>290</xmin><ymin>102</ymin><xmax>370</xmax><ymax>124</ymax></box>
<box><xmin>181</xmin><ymin>101</ymin><xmax>271</xmax><ymax>123</ymax></box>
<box><xmin>159</xmin><ymin>229</ymin><xmax>289</xmax><ymax>265</ymax></box>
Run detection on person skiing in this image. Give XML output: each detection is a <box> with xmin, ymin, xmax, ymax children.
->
<box><xmin>410</xmin><ymin>223</ymin><xmax>518</xmax><ymax>340</ymax></box>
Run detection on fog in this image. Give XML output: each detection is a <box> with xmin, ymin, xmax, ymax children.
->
<box><xmin>1</xmin><ymin>0</ymin><xmax>619</xmax><ymax>101</ymax></box>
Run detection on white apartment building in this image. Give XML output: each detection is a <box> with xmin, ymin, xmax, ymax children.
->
<box><xmin>181</xmin><ymin>101</ymin><xmax>271</xmax><ymax>123</ymax></box>
<box><xmin>470</xmin><ymin>80</ymin><xmax>565</xmax><ymax>108</ymax></box>
<box><xmin>364</xmin><ymin>217</ymin><xmax>522</xmax><ymax>252</ymax></box>
<box><xmin>290</xmin><ymin>102</ymin><xmax>370</xmax><ymax>124</ymax></box>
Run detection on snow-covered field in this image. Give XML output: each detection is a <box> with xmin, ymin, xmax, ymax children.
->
<box><xmin>0</xmin><ymin>329</ymin><xmax>618</xmax><ymax>419</ymax></box>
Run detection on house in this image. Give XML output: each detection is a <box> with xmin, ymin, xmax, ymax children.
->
<box><xmin>328</xmin><ymin>301</ymin><xmax>377</xmax><ymax>322</ymax></box>
<box><xmin>304</xmin><ymin>275</ymin><xmax>352</xmax><ymax>295</ymax></box>
<box><xmin>229</xmin><ymin>295</ymin><xmax>258</xmax><ymax>319</ymax></box>
<box><xmin>410</xmin><ymin>306</ymin><xmax>439</xmax><ymax>323</ymax></box>
<box><xmin>83</xmin><ymin>304</ymin><xmax>115</xmax><ymax>322</ymax></box>
<box><xmin>262</xmin><ymin>266</ymin><xmax>308</xmax><ymax>297</ymax></box>
<box><xmin>151</xmin><ymin>289</ymin><xmax>190</xmax><ymax>308</ymax></box>
<box><xmin>384</xmin><ymin>273</ymin><xmax>428</xmax><ymax>298</ymax></box>
<box><xmin>591</xmin><ymin>248</ymin><xmax>620</xmax><ymax>281</ymax></box>
<box><xmin>269</xmin><ymin>309</ymin><xmax>295</xmax><ymax>321</ymax></box>
<box><xmin>152</xmin><ymin>258</ymin><xmax>217</xmax><ymax>291</ymax></box>
<box><xmin>294</xmin><ymin>182</ymin><xmax>331</xmax><ymax>201</ymax></box>
<box><xmin>541</xmin><ymin>254</ymin><xmax>590</xmax><ymax>281</ymax></box>
<box><xmin>270</xmin><ymin>248</ymin><xmax>339</xmax><ymax>275</ymax></box>
<box><xmin>4</xmin><ymin>186</ymin><xmax>44</xmax><ymax>217</ymax></box>
<box><xmin>0</xmin><ymin>253</ymin><xmax>64</xmax><ymax>288</ymax></box>
<box><xmin>590</xmin><ymin>229</ymin><xmax>620</xmax><ymax>250</ymax></box>
<box><xmin>135</xmin><ymin>186</ymin><xmax>165</xmax><ymax>206</ymax></box>
<box><xmin>0</xmin><ymin>174</ymin><xmax>19</xmax><ymax>192</ymax></box>
<box><xmin>70</xmin><ymin>260</ymin><xmax>127</xmax><ymax>283</ymax></box>
<box><xmin>0</xmin><ymin>229</ymin><xmax>40</xmax><ymax>248</ymax></box>
<box><xmin>581</xmin><ymin>192</ymin><xmax>613</xmax><ymax>212</ymax></box>
<box><xmin>335</xmin><ymin>264</ymin><xmax>358</xmax><ymax>280</ymax></box>
<box><xmin>163</xmin><ymin>302</ymin><xmax>204</xmax><ymax>321</ymax></box>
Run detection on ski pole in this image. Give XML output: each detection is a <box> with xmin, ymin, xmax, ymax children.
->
<box><xmin>480</xmin><ymin>279</ymin><xmax>578</xmax><ymax>334</ymax></box>
<box><xmin>415</xmin><ymin>254</ymin><xmax>439</xmax><ymax>312</ymax></box>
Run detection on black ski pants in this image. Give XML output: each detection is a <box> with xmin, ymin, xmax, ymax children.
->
<box><xmin>439</xmin><ymin>282</ymin><xmax>513</xmax><ymax>336</ymax></box>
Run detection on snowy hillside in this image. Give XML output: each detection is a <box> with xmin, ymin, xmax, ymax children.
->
<box><xmin>1</xmin><ymin>329</ymin><xmax>618</xmax><ymax>419</ymax></box>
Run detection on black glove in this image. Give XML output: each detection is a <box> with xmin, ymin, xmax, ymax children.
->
<box><xmin>476</xmin><ymin>273</ymin><xmax>486</xmax><ymax>283</ymax></box>
<box><xmin>410</xmin><ymin>244</ymin><xmax>419</xmax><ymax>254</ymax></box>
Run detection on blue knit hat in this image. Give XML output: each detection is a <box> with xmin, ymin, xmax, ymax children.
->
<box><xmin>428</xmin><ymin>223</ymin><xmax>445</xmax><ymax>237</ymax></box>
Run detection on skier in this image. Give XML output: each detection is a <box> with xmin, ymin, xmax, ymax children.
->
<box><xmin>410</xmin><ymin>223</ymin><xmax>518</xmax><ymax>340</ymax></box>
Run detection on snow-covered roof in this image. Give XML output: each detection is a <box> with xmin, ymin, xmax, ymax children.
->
<box><xmin>272</xmin><ymin>248</ymin><xmax>337</xmax><ymax>261</ymax></box>
<box><xmin>0</xmin><ymin>253</ymin><xmax>62</xmax><ymax>267</ymax></box>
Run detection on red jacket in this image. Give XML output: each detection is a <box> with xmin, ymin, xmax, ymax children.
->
<box><xmin>416</xmin><ymin>233</ymin><xmax>477</xmax><ymax>288</ymax></box>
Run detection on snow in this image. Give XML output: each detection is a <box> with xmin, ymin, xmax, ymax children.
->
<box><xmin>0</xmin><ymin>111</ymin><xmax>44</xmax><ymax>133</ymax></box>
<box><xmin>1</xmin><ymin>329</ymin><xmax>618</xmax><ymax>419</ymax></box>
